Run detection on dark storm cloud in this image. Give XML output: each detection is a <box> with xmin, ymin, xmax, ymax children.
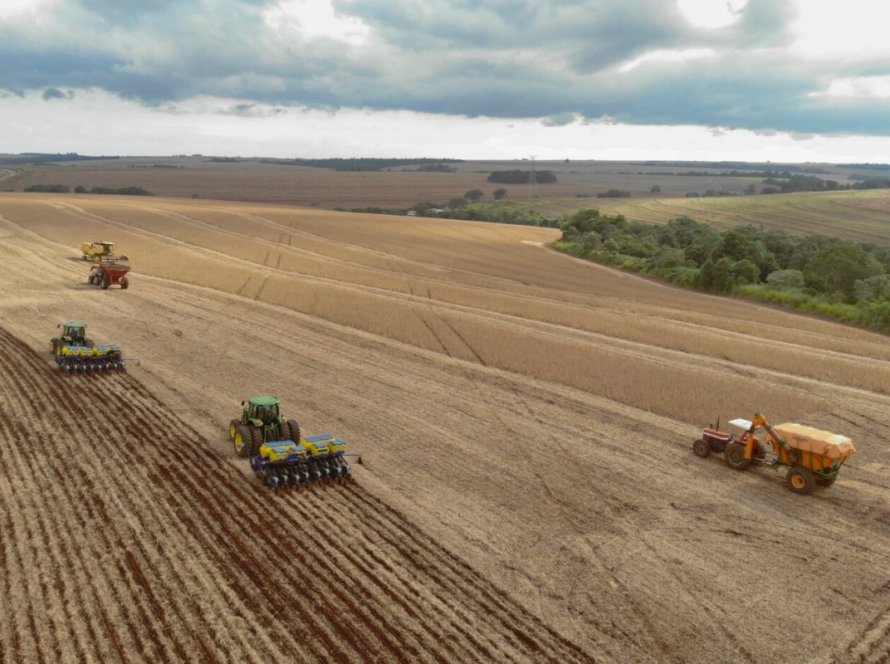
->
<box><xmin>0</xmin><ymin>0</ymin><xmax>887</xmax><ymax>136</ymax></box>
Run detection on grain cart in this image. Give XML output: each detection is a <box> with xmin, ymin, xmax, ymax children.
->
<box><xmin>87</xmin><ymin>260</ymin><xmax>130</xmax><ymax>289</ymax></box>
<box><xmin>81</xmin><ymin>241</ymin><xmax>117</xmax><ymax>261</ymax></box>
<box><xmin>693</xmin><ymin>412</ymin><xmax>856</xmax><ymax>494</ymax></box>
<box><xmin>49</xmin><ymin>321</ymin><xmax>127</xmax><ymax>372</ymax></box>
<box><xmin>228</xmin><ymin>396</ymin><xmax>359</xmax><ymax>491</ymax></box>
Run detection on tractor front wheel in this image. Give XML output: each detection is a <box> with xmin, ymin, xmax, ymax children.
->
<box><xmin>228</xmin><ymin>419</ymin><xmax>240</xmax><ymax>441</ymax></box>
<box><xmin>233</xmin><ymin>425</ymin><xmax>251</xmax><ymax>458</ymax></box>
<box><xmin>724</xmin><ymin>442</ymin><xmax>751</xmax><ymax>471</ymax></box>
<box><xmin>786</xmin><ymin>466</ymin><xmax>816</xmax><ymax>495</ymax></box>
<box><xmin>693</xmin><ymin>439</ymin><xmax>710</xmax><ymax>458</ymax></box>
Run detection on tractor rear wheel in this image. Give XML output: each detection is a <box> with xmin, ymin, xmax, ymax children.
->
<box><xmin>286</xmin><ymin>419</ymin><xmax>301</xmax><ymax>443</ymax></box>
<box><xmin>228</xmin><ymin>419</ymin><xmax>240</xmax><ymax>441</ymax></box>
<box><xmin>786</xmin><ymin>466</ymin><xmax>816</xmax><ymax>495</ymax></box>
<box><xmin>724</xmin><ymin>442</ymin><xmax>751</xmax><ymax>470</ymax></box>
<box><xmin>233</xmin><ymin>425</ymin><xmax>251</xmax><ymax>458</ymax></box>
<box><xmin>248</xmin><ymin>425</ymin><xmax>263</xmax><ymax>457</ymax></box>
<box><xmin>693</xmin><ymin>439</ymin><xmax>710</xmax><ymax>458</ymax></box>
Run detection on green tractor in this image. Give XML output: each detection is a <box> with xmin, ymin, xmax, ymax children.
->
<box><xmin>50</xmin><ymin>321</ymin><xmax>93</xmax><ymax>352</ymax></box>
<box><xmin>229</xmin><ymin>395</ymin><xmax>300</xmax><ymax>458</ymax></box>
<box><xmin>229</xmin><ymin>396</ymin><xmax>357</xmax><ymax>490</ymax></box>
<box><xmin>48</xmin><ymin>321</ymin><xmax>126</xmax><ymax>372</ymax></box>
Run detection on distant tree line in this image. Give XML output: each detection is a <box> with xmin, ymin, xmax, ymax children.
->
<box><xmin>0</xmin><ymin>153</ymin><xmax>117</xmax><ymax>166</ymax></box>
<box><xmin>557</xmin><ymin>209</ymin><xmax>890</xmax><ymax>332</ymax></box>
<box><xmin>487</xmin><ymin>170</ymin><xmax>558</xmax><ymax>184</ymax></box>
<box><xmin>23</xmin><ymin>184</ymin><xmax>154</xmax><ymax>195</ymax></box>
<box><xmin>256</xmin><ymin>157</ymin><xmax>464</xmax><ymax>171</ymax></box>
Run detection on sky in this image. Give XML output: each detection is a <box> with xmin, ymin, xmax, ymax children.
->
<box><xmin>2</xmin><ymin>0</ymin><xmax>890</xmax><ymax>161</ymax></box>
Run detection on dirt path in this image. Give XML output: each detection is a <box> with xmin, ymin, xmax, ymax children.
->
<box><xmin>0</xmin><ymin>193</ymin><xmax>888</xmax><ymax>663</ymax></box>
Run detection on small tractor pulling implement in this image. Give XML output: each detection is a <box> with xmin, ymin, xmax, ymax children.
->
<box><xmin>49</xmin><ymin>321</ymin><xmax>132</xmax><ymax>373</ymax></box>
<box><xmin>229</xmin><ymin>396</ymin><xmax>360</xmax><ymax>492</ymax></box>
<box><xmin>694</xmin><ymin>412</ymin><xmax>856</xmax><ymax>494</ymax></box>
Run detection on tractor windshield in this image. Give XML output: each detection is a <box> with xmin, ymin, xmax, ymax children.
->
<box><xmin>66</xmin><ymin>326</ymin><xmax>86</xmax><ymax>342</ymax></box>
<box><xmin>254</xmin><ymin>404</ymin><xmax>279</xmax><ymax>422</ymax></box>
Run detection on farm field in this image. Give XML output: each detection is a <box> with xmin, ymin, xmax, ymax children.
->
<box><xmin>7</xmin><ymin>156</ymin><xmax>763</xmax><ymax>209</ymax></box>
<box><xmin>0</xmin><ymin>193</ymin><xmax>889</xmax><ymax>663</ymax></box>
<box><xmin>5</xmin><ymin>157</ymin><xmax>890</xmax><ymax>244</ymax></box>
<box><xmin>594</xmin><ymin>188</ymin><xmax>890</xmax><ymax>245</ymax></box>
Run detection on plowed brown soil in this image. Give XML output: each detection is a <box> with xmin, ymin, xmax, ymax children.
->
<box><xmin>0</xmin><ymin>193</ymin><xmax>889</xmax><ymax>663</ymax></box>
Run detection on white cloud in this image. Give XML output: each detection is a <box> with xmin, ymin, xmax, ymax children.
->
<box><xmin>789</xmin><ymin>0</ymin><xmax>890</xmax><ymax>59</ymax></box>
<box><xmin>815</xmin><ymin>76</ymin><xmax>890</xmax><ymax>100</ymax></box>
<box><xmin>263</xmin><ymin>0</ymin><xmax>370</xmax><ymax>45</ymax></box>
<box><xmin>0</xmin><ymin>0</ymin><xmax>61</xmax><ymax>23</ymax></box>
<box><xmin>675</xmin><ymin>0</ymin><xmax>748</xmax><ymax>28</ymax></box>
<box><xmin>618</xmin><ymin>48</ymin><xmax>715</xmax><ymax>73</ymax></box>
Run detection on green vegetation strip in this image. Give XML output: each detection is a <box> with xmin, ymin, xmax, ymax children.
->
<box><xmin>555</xmin><ymin>209</ymin><xmax>890</xmax><ymax>334</ymax></box>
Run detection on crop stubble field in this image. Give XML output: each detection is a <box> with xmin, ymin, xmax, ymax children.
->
<box><xmin>0</xmin><ymin>193</ymin><xmax>889</xmax><ymax>663</ymax></box>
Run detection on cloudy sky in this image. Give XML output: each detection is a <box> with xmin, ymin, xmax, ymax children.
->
<box><xmin>2</xmin><ymin>0</ymin><xmax>890</xmax><ymax>161</ymax></box>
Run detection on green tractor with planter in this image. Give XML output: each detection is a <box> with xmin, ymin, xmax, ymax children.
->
<box><xmin>229</xmin><ymin>396</ymin><xmax>357</xmax><ymax>491</ymax></box>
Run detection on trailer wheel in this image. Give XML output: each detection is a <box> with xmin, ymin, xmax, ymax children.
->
<box><xmin>101</xmin><ymin>273</ymin><xmax>110</xmax><ymax>289</ymax></box>
<box><xmin>724</xmin><ymin>442</ymin><xmax>751</xmax><ymax>470</ymax></box>
<box><xmin>233</xmin><ymin>425</ymin><xmax>251</xmax><ymax>458</ymax></box>
<box><xmin>786</xmin><ymin>466</ymin><xmax>816</xmax><ymax>495</ymax></box>
<box><xmin>120</xmin><ymin>277</ymin><xmax>129</xmax><ymax>290</ymax></box>
<box><xmin>816</xmin><ymin>474</ymin><xmax>837</xmax><ymax>488</ymax></box>
<box><xmin>693</xmin><ymin>439</ymin><xmax>710</xmax><ymax>458</ymax></box>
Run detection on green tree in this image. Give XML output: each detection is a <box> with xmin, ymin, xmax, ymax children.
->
<box><xmin>766</xmin><ymin>269</ymin><xmax>805</xmax><ymax>290</ymax></box>
<box><xmin>803</xmin><ymin>243</ymin><xmax>884</xmax><ymax>301</ymax></box>
<box><xmin>697</xmin><ymin>257</ymin><xmax>736</xmax><ymax>292</ymax></box>
<box><xmin>493</xmin><ymin>188</ymin><xmax>507</xmax><ymax>200</ymax></box>
<box><xmin>464</xmin><ymin>189</ymin><xmax>484</xmax><ymax>202</ymax></box>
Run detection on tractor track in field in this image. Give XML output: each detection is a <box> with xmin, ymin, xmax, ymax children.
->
<box><xmin>0</xmin><ymin>325</ymin><xmax>593</xmax><ymax>663</ymax></box>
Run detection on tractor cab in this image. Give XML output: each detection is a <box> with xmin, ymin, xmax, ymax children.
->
<box><xmin>245</xmin><ymin>395</ymin><xmax>281</xmax><ymax>425</ymax></box>
<box><xmin>60</xmin><ymin>321</ymin><xmax>89</xmax><ymax>346</ymax></box>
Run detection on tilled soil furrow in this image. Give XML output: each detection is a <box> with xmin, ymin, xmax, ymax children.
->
<box><xmin>150</xmin><ymin>436</ymin><xmax>403</xmax><ymax>663</ymax></box>
<box><xmin>67</xmin><ymin>391</ymin><xmax>239</xmax><ymax>663</ymax></box>
<box><xmin>343</xmin><ymin>488</ymin><xmax>594</xmax><ymax>662</ymax></box>
<box><xmin>0</xmin><ymin>323</ymin><xmax>598</xmax><ymax>662</ymax></box>
<box><xmin>4</xmin><ymin>344</ymin><xmax>228</xmax><ymax>663</ymax></box>
<box><xmin>298</xmin><ymin>484</ymin><xmax>520</xmax><ymax>661</ymax></box>
<box><xmin>0</xmin><ymin>365</ymin><xmax>81</xmax><ymax>664</ymax></box>
<box><xmin>116</xmin><ymin>400</ymin><xmax>356</xmax><ymax>663</ymax></box>
<box><xmin>277</xmin><ymin>489</ymin><xmax>465</xmax><ymax>664</ymax></box>
<box><xmin>115</xmin><ymin>375</ymin><xmax>477</xmax><ymax>663</ymax></box>
<box><xmin>68</xmin><ymin>378</ymin><xmax>296</xmax><ymax>664</ymax></box>
<box><xmin>118</xmin><ymin>374</ymin><xmax>560</xmax><ymax>664</ymax></box>
<box><xmin>0</xmin><ymin>417</ymin><xmax>47</xmax><ymax>664</ymax></box>
<box><xmin>10</xmin><ymin>349</ymin><xmax>280</xmax><ymax>663</ymax></box>
<box><xmin>0</xmin><ymin>354</ymin><xmax>159</xmax><ymax>662</ymax></box>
